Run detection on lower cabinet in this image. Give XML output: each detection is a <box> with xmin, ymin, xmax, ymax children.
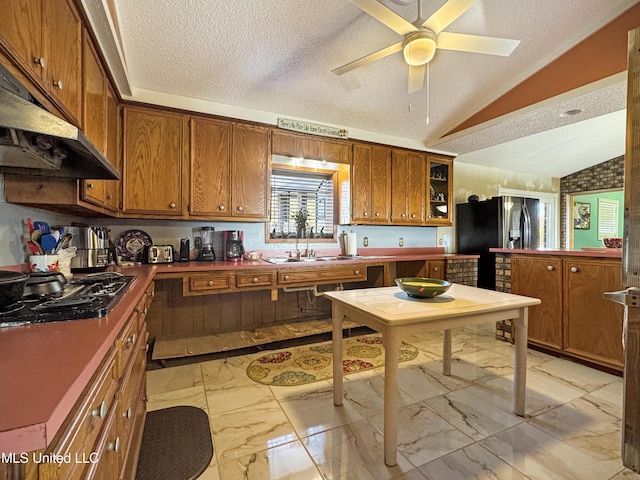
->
<box><xmin>37</xmin><ymin>282</ymin><xmax>153</xmax><ymax>480</ymax></box>
<box><xmin>512</xmin><ymin>256</ymin><xmax>623</xmax><ymax>371</ymax></box>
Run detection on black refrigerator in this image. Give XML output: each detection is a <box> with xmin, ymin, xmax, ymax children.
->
<box><xmin>456</xmin><ymin>196</ymin><xmax>540</xmax><ymax>290</ymax></box>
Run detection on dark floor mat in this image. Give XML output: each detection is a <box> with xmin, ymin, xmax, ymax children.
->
<box><xmin>136</xmin><ymin>406</ymin><xmax>213</xmax><ymax>480</ymax></box>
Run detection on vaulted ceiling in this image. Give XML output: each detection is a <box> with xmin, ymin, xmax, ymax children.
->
<box><xmin>86</xmin><ymin>0</ymin><xmax>640</xmax><ymax>177</ymax></box>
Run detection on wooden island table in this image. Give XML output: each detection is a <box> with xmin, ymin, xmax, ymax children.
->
<box><xmin>324</xmin><ymin>283</ymin><xmax>541</xmax><ymax>466</ymax></box>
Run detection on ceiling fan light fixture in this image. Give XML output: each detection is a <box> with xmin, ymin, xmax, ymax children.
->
<box><xmin>403</xmin><ymin>30</ymin><xmax>436</xmax><ymax>66</ymax></box>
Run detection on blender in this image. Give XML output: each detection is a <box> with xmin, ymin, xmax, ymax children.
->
<box><xmin>224</xmin><ymin>231</ymin><xmax>245</xmax><ymax>261</ymax></box>
<box><xmin>198</xmin><ymin>226</ymin><xmax>216</xmax><ymax>261</ymax></box>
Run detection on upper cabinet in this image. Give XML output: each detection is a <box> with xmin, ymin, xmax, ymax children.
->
<box><xmin>272</xmin><ymin>131</ymin><xmax>351</xmax><ymax>164</ymax></box>
<box><xmin>122</xmin><ymin>106</ymin><xmax>188</xmax><ymax>216</ymax></box>
<box><xmin>391</xmin><ymin>150</ymin><xmax>425</xmax><ymax>224</ymax></box>
<box><xmin>1</xmin><ymin>0</ymin><xmax>82</xmax><ymax>124</ymax></box>
<box><xmin>426</xmin><ymin>154</ymin><xmax>453</xmax><ymax>225</ymax></box>
<box><xmin>189</xmin><ymin>118</ymin><xmax>270</xmax><ymax>220</ymax></box>
<box><xmin>351</xmin><ymin>144</ymin><xmax>391</xmax><ymax>223</ymax></box>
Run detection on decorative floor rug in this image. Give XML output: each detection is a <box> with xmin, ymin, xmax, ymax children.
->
<box><xmin>136</xmin><ymin>406</ymin><xmax>213</xmax><ymax>480</ymax></box>
<box><xmin>246</xmin><ymin>334</ymin><xmax>419</xmax><ymax>386</ymax></box>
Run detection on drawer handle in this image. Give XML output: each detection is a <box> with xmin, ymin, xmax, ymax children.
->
<box><xmin>143</xmin><ymin>307</ymin><xmax>148</xmax><ymax>315</ymax></box>
<box><xmin>375</xmin><ymin>212</ymin><xmax>380</xmax><ymax>217</ymax></box>
<box><xmin>283</xmin><ymin>275</ymin><xmax>290</xmax><ymax>281</ymax></box>
<box><xmin>53</xmin><ymin>79</ymin><xmax>63</xmax><ymax>90</ymax></box>
<box><xmin>108</xmin><ymin>437</ymin><xmax>121</xmax><ymax>453</ymax></box>
<box><xmin>252</xmin><ymin>277</ymin><xmax>259</xmax><ymax>283</ymax></box>
<box><xmin>363</xmin><ymin>212</ymin><xmax>368</xmax><ymax>217</ymax></box>
<box><xmin>354</xmin><ymin>270</ymin><xmax>360</xmax><ymax>275</ymax></box>
<box><xmin>87</xmin><ymin>183</ymin><xmax>94</xmax><ymax>189</ymax></box>
<box><xmin>218</xmin><ymin>205</ymin><xmax>225</xmax><ymax>211</ymax></box>
<box><xmin>237</xmin><ymin>206</ymin><xmax>244</xmax><ymax>212</ymax></box>
<box><xmin>570</xmin><ymin>266</ymin><xmax>578</xmax><ymax>273</ymax></box>
<box><xmin>122</xmin><ymin>407</ymin><xmax>133</xmax><ymax>419</ymax></box>
<box><xmin>169</xmin><ymin>202</ymin><xmax>176</xmax><ymax>208</ymax></box>
<box><xmin>127</xmin><ymin>333</ymin><xmax>137</xmax><ymax>345</ymax></box>
<box><xmin>92</xmin><ymin>400</ymin><xmax>107</xmax><ymax>419</ymax></box>
<box><xmin>401</xmin><ymin>213</ymin><xmax>406</xmax><ymax>218</ymax></box>
<box><xmin>547</xmin><ymin>265</ymin><xmax>554</xmax><ymax>271</ymax></box>
<box><xmin>207</xmin><ymin>280</ymin><xmax>214</xmax><ymax>286</ymax></box>
<box><xmin>411</xmin><ymin>214</ymin><xmax>416</xmax><ymax>218</ymax></box>
<box><xmin>33</xmin><ymin>56</ymin><xmax>46</xmax><ymax>68</ymax></box>
<box><xmin>433</xmin><ymin>267</ymin><xmax>439</xmax><ymax>271</ymax></box>
<box><xmin>145</xmin><ymin>343</ymin><xmax>149</xmax><ymax>352</ymax></box>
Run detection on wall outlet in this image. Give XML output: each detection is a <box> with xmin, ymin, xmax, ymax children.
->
<box><xmin>363</xmin><ymin>236</ymin><xmax>369</xmax><ymax>247</ymax></box>
<box><xmin>399</xmin><ymin>237</ymin><xmax>404</xmax><ymax>247</ymax></box>
<box><xmin>438</xmin><ymin>237</ymin><xmax>444</xmax><ymax>245</ymax></box>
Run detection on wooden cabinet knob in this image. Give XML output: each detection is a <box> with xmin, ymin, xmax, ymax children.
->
<box><xmin>411</xmin><ymin>214</ymin><xmax>416</xmax><ymax>218</ymax></box>
<box><xmin>284</xmin><ymin>275</ymin><xmax>290</xmax><ymax>281</ymax></box>
<box><xmin>169</xmin><ymin>202</ymin><xmax>176</xmax><ymax>208</ymax></box>
<box><xmin>547</xmin><ymin>265</ymin><xmax>554</xmax><ymax>271</ymax></box>
<box><xmin>53</xmin><ymin>79</ymin><xmax>63</xmax><ymax>90</ymax></box>
<box><xmin>433</xmin><ymin>266</ymin><xmax>439</xmax><ymax>271</ymax></box>
<box><xmin>207</xmin><ymin>280</ymin><xmax>214</xmax><ymax>286</ymax></box>
<box><xmin>363</xmin><ymin>212</ymin><xmax>368</xmax><ymax>217</ymax></box>
<box><xmin>375</xmin><ymin>212</ymin><xmax>380</xmax><ymax>217</ymax></box>
<box><xmin>33</xmin><ymin>56</ymin><xmax>46</xmax><ymax>68</ymax></box>
<box><xmin>570</xmin><ymin>267</ymin><xmax>578</xmax><ymax>273</ymax></box>
<box><xmin>252</xmin><ymin>277</ymin><xmax>259</xmax><ymax>283</ymax></box>
<box><xmin>354</xmin><ymin>270</ymin><xmax>360</xmax><ymax>275</ymax></box>
<box><xmin>401</xmin><ymin>213</ymin><xmax>406</xmax><ymax>218</ymax></box>
<box><xmin>91</xmin><ymin>400</ymin><xmax>107</xmax><ymax>419</ymax></box>
<box><xmin>218</xmin><ymin>205</ymin><xmax>226</xmax><ymax>211</ymax></box>
<box><xmin>237</xmin><ymin>206</ymin><xmax>244</xmax><ymax>212</ymax></box>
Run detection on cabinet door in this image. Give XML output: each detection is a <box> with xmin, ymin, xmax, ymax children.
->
<box><xmin>122</xmin><ymin>107</ymin><xmax>187</xmax><ymax>216</ymax></box>
<box><xmin>0</xmin><ymin>0</ymin><xmax>45</xmax><ymax>81</ymax></box>
<box><xmin>351</xmin><ymin>144</ymin><xmax>372</xmax><ymax>222</ymax></box>
<box><xmin>103</xmin><ymin>87</ymin><xmax>120</xmax><ymax>212</ymax></box>
<box><xmin>232</xmin><ymin>124</ymin><xmax>270</xmax><ymax>219</ymax></box>
<box><xmin>564</xmin><ymin>259</ymin><xmax>624</xmax><ymax>369</ymax></box>
<box><xmin>407</xmin><ymin>153</ymin><xmax>425</xmax><ymax>223</ymax></box>
<box><xmin>190</xmin><ymin>117</ymin><xmax>232</xmax><ymax>216</ymax></box>
<box><xmin>428</xmin><ymin>260</ymin><xmax>445</xmax><ymax>279</ymax></box>
<box><xmin>80</xmin><ymin>31</ymin><xmax>107</xmax><ymax>207</ymax></box>
<box><xmin>426</xmin><ymin>155</ymin><xmax>452</xmax><ymax>225</ymax></box>
<box><xmin>512</xmin><ymin>256</ymin><xmax>563</xmax><ymax>350</ymax></box>
<box><xmin>47</xmin><ymin>0</ymin><xmax>82</xmax><ymax>124</ymax></box>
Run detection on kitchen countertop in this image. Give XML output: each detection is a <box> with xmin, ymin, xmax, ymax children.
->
<box><xmin>0</xmin><ymin>248</ymin><xmax>478</xmax><ymax>454</ymax></box>
<box><xmin>0</xmin><ymin>265</ymin><xmax>155</xmax><ymax>454</ymax></box>
<box><xmin>490</xmin><ymin>247</ymin><xmax>622</xmax><ymax>258</ymax></box>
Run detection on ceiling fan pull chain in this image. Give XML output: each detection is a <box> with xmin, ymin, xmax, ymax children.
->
<box><xmin>425</xmin><ymin>62</ymin><xmax>430</xmax><ymax>125</ymax></box>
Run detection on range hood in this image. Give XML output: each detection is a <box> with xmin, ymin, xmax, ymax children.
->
<box><xmin>0</xmin><ymin>65</ymin><xmax>119</xmax><ymax>180</ymax></box>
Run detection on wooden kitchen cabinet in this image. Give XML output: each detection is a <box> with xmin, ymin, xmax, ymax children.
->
<box><xmin>512</xmin><ymin>256</ymin><xmax>563</xmax><ymax>351</ymax></box>
<box><xmin>0</xmin><ymin>0</ymin><xmax>81</xmax><ymax>124</ymax></box>
<box><xmin>391</xmin><ymin>149</ymin><xmax>425</xmax><ymax>224</ymax></box>
<box><xmin>122</xmin><ymin>106</ymin><xmax>188</xmax><ymax>216</ymax></box>
<box><xmin>352</xmin><ymin>144</ymin><xmax>391</xmax><ymax>223</ymax></box>
<box><xmin>426</xmin><ymin>155</ymin><xmax>453</xmax><ymax>225</ymax></box>
<box><xmin>272</xmin><ymin>130</ymin><xmax>351</xmax><ymax>164</ymax></box>
<box><xmin>190</xmin><ymin>118</ymin><xmax>269</xmax><ymax>219</ymax></box>
<box><xmin>564</xmin><ymin>258</ymin><xmax>624</xmax><ymax>370</ymax></box>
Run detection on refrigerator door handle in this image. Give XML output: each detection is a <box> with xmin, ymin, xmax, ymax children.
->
<box><xmin>522</xmin><ymin>202</ymin><xmax>531</xmax><ymax>249</ymax></box>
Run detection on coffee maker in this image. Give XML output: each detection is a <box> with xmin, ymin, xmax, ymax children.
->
<box><xmin>223</xmin><ymin>231</ymin><xmax>244</xmax><ymax>261</ymax></box>
<box><xmin>198</xmin><ymin>226</ymin><xmax>216</xmax><ymax>261</ymax></box>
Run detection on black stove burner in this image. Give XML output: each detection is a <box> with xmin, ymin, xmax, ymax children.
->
<box><xmin>0</xmin><ymin>273</ymin><xmax>135</xmax><ymax>327</ymax></box>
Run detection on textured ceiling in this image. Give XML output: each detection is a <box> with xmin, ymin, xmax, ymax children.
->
<box><xmin>91</xmin><ymin>0</ymin><xmax>638</xmax><ymax>177</ymax></box>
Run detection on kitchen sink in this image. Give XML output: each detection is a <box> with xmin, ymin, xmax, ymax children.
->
<box><xmin>264</xmin><ymin>255</ymin><xmax>396</xmax><ymax>264</ymax></box>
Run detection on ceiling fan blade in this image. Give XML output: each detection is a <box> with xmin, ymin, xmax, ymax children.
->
<box><xmin>332</xmin><ymin>42</ymin><xmax>403</xmax><ymax>76</ymax></box>
<box><xmin>408</xmin><ymin>64</ymin><xmax>426</xmax><ymax>94</ymax></box>
<box><xmin>422</xmin><ymin>0</ymin><xmax>477</xmax><ymax>35</ymax></box>
<box><xmin>348</xmin><ymin>0</ymin><xmax>418</xmax><ymax>35</ymax></box>
<box><xmin>436</xmin><ymin>32</ymin><xmax>520</xmax><ymax>56</ymax></box>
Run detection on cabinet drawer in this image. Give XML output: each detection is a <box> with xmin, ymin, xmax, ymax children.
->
<box><xmin>183</xmin><ymin>272</ymin><xmax>235</xmax><ymax>295</ymax></box>
<box><xmin>115</xmin><ymin>311</ymin><xmax>140</xmax><ymax>379</ymax></box>
<box><xmin>237</xmin><ymin>271</ymin><xmax>275</xmax><ymax>288</ymax></box>
<box><xmin>41</xmin><ymin>350</ymin><xmax>117</xmax><ymax>480</ymax></box>
<box><xmin>118</xmin><ymin>331</ymin><xmax>147</xmax><ymax>461</ymax></box>
<box><xmin>83</xmin><ymin>398</ymin><xmax>120</xmax><ymax>480</ymax></box>
<box><xmin>278</xmin><ymin>266</ymin><xmax>367</xmax><ymax>286</ymax></box>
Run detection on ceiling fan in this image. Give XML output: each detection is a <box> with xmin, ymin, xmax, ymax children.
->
<box><xmin>333</xmin><ymin>0</ymin><xmax>520</xmax><ymax>94</ymax></box>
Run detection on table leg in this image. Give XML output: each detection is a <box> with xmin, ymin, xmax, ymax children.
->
<box><xmin>383</xmin><ymin>329</ymin><xmax>401</xmax><ymax>467</ymax></box>
<box><xmin>442</xmin><ymin>329</ymin><xmax>452</xmax><ymax>376</ymax></box>
<box><xmin>512</xmin><ymin>308</ymin><xmax>529</xmax><ymax>416</ymax></box>
<box><xmin>332</xmin><ymin>304</ymin><xmax>344</xmax><ymax>406</ymax></box>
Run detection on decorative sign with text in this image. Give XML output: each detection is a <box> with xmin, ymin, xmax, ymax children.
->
<box><xmin>277</xmin><ymin>118</ymin><xmax>348</xmax><ymax>139</ymax></box>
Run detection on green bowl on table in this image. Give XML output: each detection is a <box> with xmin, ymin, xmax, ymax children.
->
<box><xmin>395</xmin><ymin>277</ymin><xmax>451</xmax><ymax>298</ymax></box>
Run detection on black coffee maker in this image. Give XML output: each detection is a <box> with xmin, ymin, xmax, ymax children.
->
<box><xmin>223</xmin><ymin>231</ymin><xmax>244</xmax><ymax>261</ymax></box>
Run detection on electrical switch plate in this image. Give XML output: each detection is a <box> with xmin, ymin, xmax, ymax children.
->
<box><xmin>363</xmin><ymin>237</ymin><xmax>369</xmax><ymax>247</ymax></box>
<box><xmin>399</xmin><ymin>237</ymin><xmax>404</xmax><ymax>247</ymax></box>
<box><xmin>438</xmin><ymin>237</ymin><xmax>444</xmax><ymax>245</ymax></box>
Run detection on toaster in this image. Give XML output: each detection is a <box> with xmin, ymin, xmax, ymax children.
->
<box><xmin>144</xmin><ymin>245</ymin><xmax>174</xmax><ymax>264</ymax></box>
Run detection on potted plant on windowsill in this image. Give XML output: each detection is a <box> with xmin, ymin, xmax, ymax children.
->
<box><xmin>294</xmin><ymin>209</ymin><xmax>308</xmax><ymax>239</ymax></box>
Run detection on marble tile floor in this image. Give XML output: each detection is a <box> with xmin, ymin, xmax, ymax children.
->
<box><xmin>146</xmin><ymin>322</ymin><xmax>640</xmax><ymax>480</ymax></box>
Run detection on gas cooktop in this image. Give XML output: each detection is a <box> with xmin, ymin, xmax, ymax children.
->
<box><xmin>0</xmin><ymin>271</ymin><xmax>135</xmax><ymax>327</ymax></box>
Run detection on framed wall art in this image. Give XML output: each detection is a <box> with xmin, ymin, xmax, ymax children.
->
<box><xmin>573</xmin><ymin>202</ymin><xmax>591</xmax><ymax>230</ymax></box>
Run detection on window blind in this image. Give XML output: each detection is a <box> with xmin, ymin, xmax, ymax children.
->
<box><xmin>269</xmin><ymin>169</ymin><xmax>335</xmax><ymax>239</ymax></box>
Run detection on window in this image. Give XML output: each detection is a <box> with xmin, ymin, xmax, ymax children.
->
<box><xmin>268</xmin><ymin>156</ymin><xmax>341</xmax><ymax>242</ymax></box>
